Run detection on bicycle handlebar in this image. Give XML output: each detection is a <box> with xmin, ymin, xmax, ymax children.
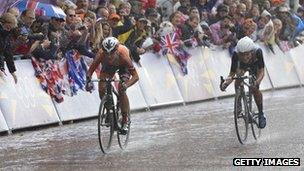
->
<box><xmin>220</xmin><ymin>75</ymin><xmax>255</xmax><ymax>91</ymax></box>
<box><xmin>91</xmin><ymin>78</ymin><xmax>120</xmax><ymax>83</ymax></box>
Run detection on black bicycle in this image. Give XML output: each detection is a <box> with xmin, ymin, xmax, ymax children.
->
<box><xmin>92</xmin><ymin>78</ymin><xmax>131</xmax><ymax>153</ymax></box>
<box><xmin>220</xmin><ymin>74</ymin><xmax>261</xmax><ymax>144</ymax></box>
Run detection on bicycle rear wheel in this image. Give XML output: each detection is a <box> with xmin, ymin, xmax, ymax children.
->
<box><xmin>234</xmin><ymin>90</ymin><xmax>249</xmax><ymax>144</ymax></box>
<box><xmin>117</xmin><ymin>107</ymin><xmax>131</xmax><ymax>150</ymax></box>
<box><xmin>98</xmin><ymin>98</ymin><xmax>114</xmax><ymax>154</ymax></box>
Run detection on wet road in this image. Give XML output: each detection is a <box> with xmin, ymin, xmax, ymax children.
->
<box><xmin>1</xmin><ymin>88</ymin><xmax>304</xmax><ymax>171</ymax></box>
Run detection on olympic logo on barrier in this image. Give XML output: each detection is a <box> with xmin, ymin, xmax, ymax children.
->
<box><xmin>14</xmin><ymin>76</ymin><xmax>38</xmax><ymax>108</ymax></box>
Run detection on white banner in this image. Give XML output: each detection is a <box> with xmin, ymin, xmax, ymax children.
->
<box><xmin>290</xmin><ymin>44</ymin><xmax>304</xmax><ymax>85</ymax></box>
<box><xmin>0</xmin><ymin>109</ymin><xmax>8</xmax><ymax>132</ymax></box>
<box><xmin>167</xmin><ymin>47</ymin><xmax>216</xmax><ymax>102</ymax></box>
<box><xmin>202</xmin><ymin>47</ymin><xmax>235</xmax><ymax>97</ymax></box>
<box><xmin>136</xmin><ymin>52</ymin><xmax>184</xmax><ymax>107</ymax></box>
<box><xmin>0</xmin><ymin>60</ymin><xmax>60</xmax><ymax>130</ymax></box>
<box><xmin>259</xmin><ymin>44</ymin><xmax>301</xmax><ymax>88</ymax></box>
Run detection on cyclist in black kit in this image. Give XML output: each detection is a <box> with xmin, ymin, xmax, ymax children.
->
<box><xmin>220</xmin><ymin>36</ymin><xmax>267</xmax><ymax>129</ymax></box>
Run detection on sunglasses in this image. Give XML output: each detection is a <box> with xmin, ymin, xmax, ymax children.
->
<box><xmin>68</xmin><ymin>14</ymin><xmax>76</xmax><ymax>17</ymax></box>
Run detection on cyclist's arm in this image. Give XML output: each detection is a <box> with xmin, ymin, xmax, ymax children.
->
<box><xmin>87</xmin><ymin>50</ymin><xmax>103</xmax><ymax>79</ymax></box>
<box><xmin>255</xmin><ymin>48</ymin><xmax>265</xmax><ymax>85</ymax></box>
<box><xmin>256</xmin><ymin>67</ymin><xmax>264</xmax><ymax>85</ymax></box>
<box><xmin>121</xmin><ymin>46</ymin><xmax>139</xmax><ymax>88</ymax></box>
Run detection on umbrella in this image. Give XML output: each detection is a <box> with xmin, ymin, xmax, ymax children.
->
<box><xmin>14</xmin><ymin>0</ymin><xmax>66</xmax><ymax>19</ymax></box>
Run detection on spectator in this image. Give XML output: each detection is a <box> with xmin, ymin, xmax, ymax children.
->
<box><xmin>210</xmin><ymin>15</ymin><xmax>233</xmax><ymax>48</ymax></box>
<box><xmin>177</xmin><ymin>0</ymin><xmax>191</xmax><ymax>15</ymax></box>
<box><xmin>125</xmin><ymin>17</ymin><xmax>149</xmax><ymax>64</ymax></box>
<box><xmin>31</xmin><ymin>17</ymin><xmax>47</xmax><ymax>34</ymax></box>
<box><xmin>118</xmin><ymin>2</ymin><xmax>132</xmax><ymax>17</ymax></box>
<box><xmin>257</xmin><ymin>10</ymin><xmax>274</xmax><ymax>44</ymax></box>
<box><xmin>76</xmin><ymin>0</ymin><xmax>89</xmax><ymax>19</ymax></box>
<box><xmin>240</xmin><ymin>0</ymin><xmax>252</xmax><ymax>13</ymax></box>
<box><xmin>96</xmin><ymin>6</ymin><xmax>109</xmax><ymax>20</ymax></box>
<box><xmin>235</xmin><ymin>3</ymin><xmax>247</xmax><ymax>25</ymax></box>
<box><xmin>108</xmin><ymin>13</ymin><xmax>133</xmax><ymax>37</ymax></box>
<box><xmin>276</xmin><ymin>6</ymin><xmax>295</xmax><ymax>41</ymax></box>
<box><xmin>209</xmin><ymin>4</ymin><xmax>229</xmax><ymax>25</ymax></box>
<box><xmin>92</xmin><ymin>21</ymin><xmax>112</xmax><ymax>52</ymax></box>
<box><xmin>297</xmin><ymin>6</ymin><xmax>304</xmax><ymax>20</ymax></box>
<box><xmin>273</xmin><ymin>18</ymin><xmax>283</xmax><ymax>44</ymax></box>
<box><xmin>228</xmin><ymin>3</ymin><xmax>238</xmax><ymax>18</ymax></box>
<box><xmin>249</xmin><ymin>4</ymin><xmax>260</xmax><ymax>22</ymax></box>
<box><xmin>107</xmin><ymin>3</ymin><xmax>117</xmax><ymax>15</ymax></box>
<box><xmin>0</xmin><ymin>13</ymin><xmax>19</xmax><ymax>83</ymax></box>
<box><xmin>180</xmin><ymin>15</ymin><xmax>205</xmax><ymax>47</ymax></box>
<box><xmin>7</xmin><ymin>7</ymin><xmax>20</xmax><ymax>18</ymax></box>
<box><xmin>18</xmin><ymin>9</ymin><xmax>35</xmax><ymax>30</ymax></box>
<box><xmin>191</xmin><ymin>0</ymin><xmax>217</xmax><ymax>14</ymax></box>
<box><xmin>145</xmin><ymin>8</ymin><xmax>160</xmax><ymax>35</ymax></box>
<box><xmin>169</xmin><ymin>11</ymin><xmax>183</xmax><ymax>30</ymax></box>
<box><xmin>241</xmin><ymin>18</ymin><xmax>258</xmax><ymax>41</ymax></box>
<box><xmin>65</xmin><ymin>8</ymin><xmax>77</xmax><ymax>28</ymax></box>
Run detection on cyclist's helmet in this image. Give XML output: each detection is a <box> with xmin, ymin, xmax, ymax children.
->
<box><xmin>236</xmin><ymin>36</ymin><xmax>257</xmax><ymax>53</ymax></box>
<box><xmin>102</xmin><ymin>37</ymin><xmax>119</xmax><ymax>53</ymax></box>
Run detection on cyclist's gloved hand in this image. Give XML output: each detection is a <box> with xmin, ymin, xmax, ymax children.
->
<box><xmin>85</xmin><ymin>76</ymin><xmax>94</xmax><ymax>92</ymax></box>
<box><xmin>220</xmin><ymin>82</ymin><xmax>228</xmax><ymax>91</ymax></box>
<box><xmin>220</xmin><ymin>76</ymin><xmax>231</xmax><ymax>92</ymax></box>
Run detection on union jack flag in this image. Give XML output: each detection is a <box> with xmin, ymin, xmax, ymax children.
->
<box><xmin>160</xmin><ymin>33</ymin><xmax>181</xmax><ymax>55</ymax></box>
<box><xmin>160</xmin><ymin>32</ymin><xmax>191</xmax><ymax>75</ymax></box>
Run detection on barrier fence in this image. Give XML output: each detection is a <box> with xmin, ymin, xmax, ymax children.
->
<box><xmin>0</xmin><ymin>44</ymin><xmax>303</xmax><ymax>133</ymax></box>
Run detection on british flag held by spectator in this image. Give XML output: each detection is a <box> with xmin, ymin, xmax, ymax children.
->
<box><xmin>160</xmin><ymin>32</ymin><xmax>180</xmax><ymax>56</ymax></box>
<box><xmin>160</xmin><ymin>32</ymin><xmax>191</xmax><ymax>75</ymax></box>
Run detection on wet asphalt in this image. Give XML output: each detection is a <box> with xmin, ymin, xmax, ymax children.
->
<box><xmin>1</xmin><ymin>88</ymin><xmax>304</xmax><ymax>171</ymax></box>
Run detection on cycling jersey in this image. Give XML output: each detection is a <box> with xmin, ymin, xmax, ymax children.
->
<box><xmin>230</xmin><ymin>48</ymin><xmax>265</xmax><ymax>75</ymax></box>
<box><xmin>88</xmin><ymin>44</ymin><xmax>135</xmax><ymax>77</ymax></box>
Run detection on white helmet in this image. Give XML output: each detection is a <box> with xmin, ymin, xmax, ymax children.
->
<box><xmin>236</xmin><ymin>36</ymin><xmax>257</xmax><ymax>53</ymax></box>
<box><xmin>102</xmin><ymin>37</ymin><xmax>119</xmax><ymax>53</ymax></box>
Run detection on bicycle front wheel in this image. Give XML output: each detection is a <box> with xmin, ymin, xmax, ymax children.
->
<box><xmin>98</xmin><ymin>98</ymin><xmax>114</xmax><ymax>154</ymax></box>
<box><xmin>117</xmin><ymin>108</ymin><xmax>131</xmax><ymax>150</ymax></box>
<box><xmin>251</xmin><ymin>112</ymin><xmax>261</xmax><ymax>140</ymax></box>
<box><xmin>234</xmin><ymin>90</ymin><xmax>249</xmax><ymax>144</ymax></box>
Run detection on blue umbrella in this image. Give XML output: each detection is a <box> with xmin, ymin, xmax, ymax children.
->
<box><xmin>14</xmin><ymin>0</ymin><xmax>66</xmax><ymax>19</ymax></box>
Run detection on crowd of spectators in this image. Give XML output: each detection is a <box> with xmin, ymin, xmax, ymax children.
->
<box><xmin>1</xmin><ymin>0</ymin><xmax>304</xmax><ymax>82</ymax></box>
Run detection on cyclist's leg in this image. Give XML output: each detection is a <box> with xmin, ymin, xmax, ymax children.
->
<box><xmin>250</xmin><ymin>76</ymin><xmax>266</xmax><ymax>128</ymax></box>
<box><xmin>251</xmin><ymin>86</ymin><xmax>263</xmax><ymax>114</ymax></box>
<box><xmin>98</xmin><ymin>72</ymin><xmax>108</xmax><ymax>100</ymax></box>
<box><xmin>118</xmin><ymin>69</ymin><xmax>131</xmax><ymax>126</ymax></box>
<box><xmin>251</xmin><ymin>85</ymin><xmax>266</xmax><ymax>127</ymax></box>
<box><xmin>234</xmin><ymin>69</ymin><xmax>245</xmax><ymax>114</ymax></box>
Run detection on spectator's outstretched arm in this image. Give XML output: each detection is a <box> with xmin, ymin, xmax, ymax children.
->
<box><xmin>113</xmin><ymin>16</ymin><xmax>133</xmax><ymax>37</ymax></box>
<box><xmin>32</xmin><ymin>40</ymin><xmax>59</xmax><ymax>60</ymax></box>
<box><xmin>3</xmin><ymin>50</ymin><xmax>16</xmax><ymax>74</ymax></box>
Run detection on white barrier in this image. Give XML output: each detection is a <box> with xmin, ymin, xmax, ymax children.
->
<box><xmin>290</xmin><ymin>44</ymin><xmax>304</xmax><ymax>85</ymax></box>
<box><xmin>0</xmin><ymin>60</ymin><xmax>60</xmax><ymax>130</ymax></box>
<box><xmin>260</xmin><ymin>44</ymin><xmax>301</xmax><ymax>88</ymax></box>
<box><xmin>136</xmin><ymin>52</ymin><xmax>184</xmax><ymax>107</ymax></box>
<box><xmin>201</xmin><ymin>47</ymin><xmax>235</xmax><ymax>97</ymax></box>
<box><xmin>1</xmin><ymin>45</ymin><xmax>303</xmax><ymax>133</ymax></box>
<box><xmin>0</xmin><ymin>109</ymin><xmax>8</xmax><ymax>132</ymax></box>
<box><xmin>167</xmin><ymin>48</ymin><xmax>215</xmax><ymax>102</ymax></box>
<box><xmin>127</xmin><ymin>81</ymin><xmax>148</xmax><ymax>110</ymax></box>
<box><xmin>53</xmin><ymin>90</ymin><xmax>101</xmax><ymax>121</ymax></box>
